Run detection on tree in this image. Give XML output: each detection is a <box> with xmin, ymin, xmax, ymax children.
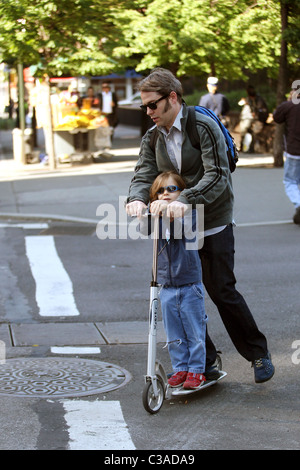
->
<box><xmin>113</xmin><ymin>0</ymin><xmax>240</xmax><ymax>77</ymax></box>
<box><xmin>113</xmin><ymin>0</ymin><xmax>300</xmax><ymax>166</ymax></box>
<box><xmin>0</xmin><ymin>0</ymin><xmax>124</xmax><ymax>76</ymax></box>
<box><xmin>230</xmin><ymin>0</ymin><xmax>300</xmax><ymax>166</ymax></box>
<box><xmin>1</xmin><ymin>0</ymin><xmax>298</xmax><ymax>167</ymax></box>
<box><xmin>273</xmin><ymin>0</ymin><xmax>288</xmax><ymax>167</ymax></box>
<box><xmin>0</xmin><ymin>0</ymin><xmax>126</xmax><ymax>168</ymax></box>
<box><xmin>273</xmin><ymin>0</ymin><xmax>300</xmax><ymax>167</ymax></box>
<box><xmin>112</xmin><ymin>0</ymin><xmax>282</xmax><ymax>79</ymax></box>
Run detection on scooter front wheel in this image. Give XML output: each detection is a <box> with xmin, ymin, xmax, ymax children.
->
<box><xmin>142</xmin><ymin>376</ymin><xmax>165</xmax><ymax>414</ymax></box>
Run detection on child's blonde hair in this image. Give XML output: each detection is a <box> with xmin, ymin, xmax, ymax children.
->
<box><xmin>149</xmin><ymin>171</ymin><xmax>186</xmax><ymax>202</ymax></box>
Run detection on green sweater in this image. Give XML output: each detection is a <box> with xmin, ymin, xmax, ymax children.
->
<box><xmin>127</xmin><ymin>103</ymin><xmax>234</xmax><ymax>231</ymax></box>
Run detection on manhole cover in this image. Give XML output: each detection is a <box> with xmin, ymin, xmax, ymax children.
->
<box><xmin>0</xmin><ymin>358</ymin><xmax>131</xmax><ymax>398</ymax></box>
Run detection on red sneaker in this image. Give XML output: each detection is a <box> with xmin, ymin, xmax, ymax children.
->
<box><xmin>168</xmin><ymin>371</ymin><xmax>187</xmax><ymax>388</ymax></box>
<box><xmin>183</xmin><ymin>373</ymin><xmax>206</xmax><ymax>390</ymax></box>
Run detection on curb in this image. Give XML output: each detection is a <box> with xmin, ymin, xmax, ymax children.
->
<box><xmin>0</xmin><ymin>212</ymin><xmax>99</xmax><ymax>225</ymax></box>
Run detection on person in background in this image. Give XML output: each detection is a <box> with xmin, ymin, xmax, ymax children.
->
<box><xmin>98</xmin><ymin>82</ymin><xmax>118</xmax><ymax>130</ymax></box>
<box><xmin>199</xmin><ymin>77</ymin><xmax>230</xmax><ymax>123</ymax></box>
<box><xmin>238</xmin><ymin>85</ymin><xmax>269</xmax><ymax>152</ymax></box>
<box><xmin>77</xmin><ymin>86</ymin><xmax>99</xmax><ymax>108</ymax></box>
<box><xmin>237</xmin><ymin>96</ymin><xmax>254</xmax><ymax>152</ymax></box>
<box><xmin>273</xmin><ymin>86</ymin><xmax>300</xmax><ymax>225</ymax></box>
<box><xmin>246</xmin><ymin>85</ymin><xmax>268</xmax><ymax>124</ymax></box>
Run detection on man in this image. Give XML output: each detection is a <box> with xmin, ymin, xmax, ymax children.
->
<box><xmin>238</xmin><ymin>85</ymin><xmax>269</xmax><ymax>153</ymax></box>
<box><xmin>246</xmin><ymin>85</ymin><xmax>268</xmax><ymax>124</ymax></box>
<box><xmin>199</xmin><ymin>76</ymin><xmax>230</xmax><ymax>122</ymax></box>
<box><xmin>98</xmin><ymin>82</ymin><xmax>118</xmax><ymax>129</ymax></box>
<box><xmin>126</xmin><ymin>68</ymin><xmax>274</xmax><ymax>383</ymax></box>
<box><xmin>77</xmin><ymin>86</ymin><xmax>100</xmax><ymax>108</ymax></box>
<box><xmin>273</xmin><ymin>87</ymin><xmax>300</xmax><ymax>225</ymax></box>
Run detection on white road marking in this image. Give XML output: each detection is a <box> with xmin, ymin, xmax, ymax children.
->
<box><xmin>0</xmin><ymin>223</ymin><xmax>49</xmax><ymax>229</ymax></box>
<box><xmin>25</xmin><ymin>235</ymin><xmax>80</xmax><ymax>317</ymax></box>
<box><xmin>61</xmin><ymin>400</ymin><xmax>136</xmax><ymax>450</ymax></box>
<box><xmin>51</xmin><ymin>346</ymin><xmax>101</xmax><ymax>355</ymax></box>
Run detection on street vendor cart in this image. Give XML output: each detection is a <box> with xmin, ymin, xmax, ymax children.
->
<box><xmin>52</xmin><ymin>96</ymin><xmax>112</xmax><ymax>163</ymax></box>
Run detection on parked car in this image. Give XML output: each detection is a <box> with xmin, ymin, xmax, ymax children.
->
<box><xmin>118</xmin><ymin>92</ymin><xmax>141</xmax><ymax>107</ymax></box>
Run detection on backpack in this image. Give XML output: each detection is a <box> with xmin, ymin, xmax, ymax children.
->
<box><xmin>149</xmin><ymin>105</ymin><xmax>239</xmax><ymax>173</ymax></box>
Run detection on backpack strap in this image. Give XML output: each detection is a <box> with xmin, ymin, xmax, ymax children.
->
<box><xmin>185</xmin><ymin>107</ymin><xmax>201</xmax><ymax>150</ymax></box>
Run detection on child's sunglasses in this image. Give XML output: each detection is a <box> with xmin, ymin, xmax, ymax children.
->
<box><xmin>140</xmin><ymin>94</ymin><xmax>169</xmax><ymax>113</ymax></box>
<box><xmin>156</xmin><ymin>185</ymin><xmax>182</xmax><ymax>195</ymax></box>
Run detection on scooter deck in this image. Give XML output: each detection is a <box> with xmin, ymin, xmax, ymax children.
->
<box><xmin>171</xmin><ymin>371</ymin><xmax>227</xmax><ymax>396</ymax></box>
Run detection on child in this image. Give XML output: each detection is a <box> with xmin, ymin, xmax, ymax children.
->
<box><xmin>149</xmin><ymin>171</ymin><xmax>207</xmax><ymax>390</ymax></box>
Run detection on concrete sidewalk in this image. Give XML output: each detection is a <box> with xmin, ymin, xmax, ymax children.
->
<box><xmin>0</xmin><ymin>321</ymin><xmax>167</xmax><ymax>349</ymax></box>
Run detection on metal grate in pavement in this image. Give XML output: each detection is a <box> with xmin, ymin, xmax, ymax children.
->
<box><xmin>0</xmin><ymin>358</ymin><xmax>131</xmax><ymax>398</ymax></box>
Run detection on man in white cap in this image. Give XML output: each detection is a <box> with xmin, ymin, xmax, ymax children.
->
<box><xmin>199</xmin><ymin>77</ymin><xmax>230</xmax><ymax>122</ymax></box>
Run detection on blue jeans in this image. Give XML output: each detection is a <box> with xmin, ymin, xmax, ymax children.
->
<box><xmin>159</xmin><ymin>283</ymin><xmax>207</xmax><ymax>374</ymax></box>
<box><xmin>283</xmin><ymin>156</ymin><xmax>300</xmax><ymax>208</ymax></box>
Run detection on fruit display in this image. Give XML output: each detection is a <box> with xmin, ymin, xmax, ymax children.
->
<box><xmin>54</xmin><ymin>108</ymin><xmax>109</xmax><ymax>130</ymax></box>
<box><xmin>52</xmin><ymin>91</ymin><xmax>109</xmax><ymax>131</ymax></box>
<box><xmin>54</xmin><ymin>108</ymin><xmax>108</xmax><ymax>130</ymax></box>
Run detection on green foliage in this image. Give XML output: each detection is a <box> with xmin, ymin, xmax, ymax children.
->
<box><xmin>112</xmin><ymin>0</ymin><xmax>284</xmax><ymax>80</ymax></box>
<box><xmin>0</xmin><ymin>117</ymin><xmax>15</xmax><ymax>130</ymax></box>
<box><xmin>0</xmin><ymin>0</ymin><xmax>125</xmax><ymax>76</ymax></box>
<box><xmin>283</xmin><ymin>0</ymin><xmax>300</xmax><ymax>77</ymax></box>
<box><xmin>228</xmin><ymin>0</ymin><xmax>281</xmax><ymax>79</ymax></box>
<box><xmin>0</xmin><ymin>0</ymin><xmax>298</xmax><ymax>83</ymax></box>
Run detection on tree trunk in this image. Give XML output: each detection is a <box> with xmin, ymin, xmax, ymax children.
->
<box><xmin>210</xmin><ymin>62</ymin><xmax>216</xmax><ymax>77</ymax></box>
<box><xmin>17</xmin><ymin>63</ymin><xmax>26</xmax><ymax>165</ymax></box>
<box><xmin>43</xmin><ymin>78</ymin><xmax>56</xmax><ymax>170</ymax></box>
<box><xmin>273</xmin><ymin>1</ymin><xmax>289</xmax><ymax>167</ymax></box>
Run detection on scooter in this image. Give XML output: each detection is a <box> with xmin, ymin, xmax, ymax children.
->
<box><xmin>142</xmin><ymin>215</ymin><xmax>227</xmax><ymax>414</ymax></box>
<box><xmin>142</xmin><ymin>215</ymin><xmax>168</xmax><ymax>414</ymax></box>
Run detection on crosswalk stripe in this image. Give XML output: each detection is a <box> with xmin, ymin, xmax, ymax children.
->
<box><xmin>25</xmin><ymin>235</ymin><xmax>80</xmax><ymax>317</ymax></box>
<box><xmin>61</xmin><ymin>400</ymin><xmax>136</xmax><ymax>450</ymax></box>
<box><xmin>50</xmin><ymin>346</ymin><xmax>101</xmax><ymax>354</ymax></box>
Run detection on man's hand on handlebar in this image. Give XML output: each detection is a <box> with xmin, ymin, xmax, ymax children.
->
<box><xmin>126</xmin><ymin>200</ymin><xmax>147</xmax><ymax>218</ymax></box>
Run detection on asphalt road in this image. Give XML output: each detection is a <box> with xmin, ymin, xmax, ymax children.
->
<box><xmin>0</xmin><ymin>137</ymin><xmax>299</xmax><ymax>451</ymax></box>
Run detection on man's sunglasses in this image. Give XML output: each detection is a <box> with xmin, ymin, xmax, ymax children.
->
<box><xmin>140</xmin><ymin>94</ymin><xmax>169</xmax><ymax>113</ymax></box>
<box><xmin>156</xmin><ymin>185</ymin><xmax>182</xmax><ymax>195</ymax></box>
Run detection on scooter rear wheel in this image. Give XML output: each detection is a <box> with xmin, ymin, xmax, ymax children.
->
<box><xmin>142</xmin><ymin>376</ymin><xmax>165</xmax><ymax>414</ymax></box>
